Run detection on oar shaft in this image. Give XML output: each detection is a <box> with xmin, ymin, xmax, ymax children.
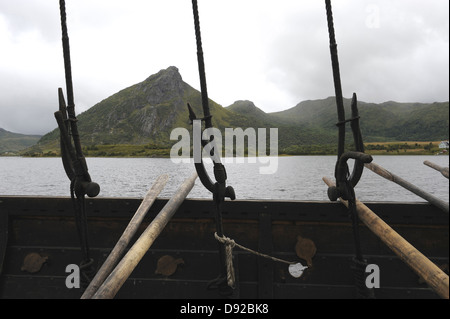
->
<box><xmin>365</xmin><ymin>162</ymin><xmax>449</xmax><ymax>213</ymax></box>
<box><xmin>91</xmin><ymin>173</ymin><xmax>197</xmax><ymax>299</ymax></box>
<box><xmin>81</xmin><ymin>174</ymin><xmax>169</xmax><ymax>299</ymax></box>
<box><xmin>323</xmin><ymin>176</ymin><xmax>449</xmax><ymax>299</ymax></box>
<box><xmin>424</xmin><ymin>160</ymin><xmax>449</xmax><ymax>179</ymax></box>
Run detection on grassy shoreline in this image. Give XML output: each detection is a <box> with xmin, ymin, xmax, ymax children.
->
<box><xmin>6</xmin><ymin>140</ymin><xmax>447</xmax><ymax>157</ymax></box>
<box><xmin>363</xmin><ymin>141</ymin><xmax>448</xmax><ymax>156</ymax></box>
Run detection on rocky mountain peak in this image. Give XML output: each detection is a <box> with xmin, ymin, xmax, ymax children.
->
<box><xmin>144</xmin><ymin>66</ymin><xmax>182</xmax><ymax>84</ymax></box>
<box><xmin>136</xmin><ymin>66</ymin><xmax>186</xmax><ymax>105</ymax></box>
<box><xmin>32</xmin><ymin>65</ymin><xmax>448</xmax><ymax>151</ymax></box>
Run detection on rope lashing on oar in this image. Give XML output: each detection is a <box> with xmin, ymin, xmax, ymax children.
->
<box><xmin>214</xmin><ymin>232</ymin><xmax>297</xmax><ymax>288</ymax></box>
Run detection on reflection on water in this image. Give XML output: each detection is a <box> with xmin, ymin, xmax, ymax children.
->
<box><xmin>0</xmin><ymin>155</ymin><xmax>448</xmax><ymax>203</ymax></box>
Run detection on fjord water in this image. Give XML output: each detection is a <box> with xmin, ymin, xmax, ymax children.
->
<box><xmin>0</xmin><ymin>155</ymin><xmax>448</xmax><ymax>203</ymax></box>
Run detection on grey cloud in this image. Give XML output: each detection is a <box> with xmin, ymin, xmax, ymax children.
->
<box><xmin>0</xmin><ymin>0</ymin><xmax>448</xmax><ymax>136</ymax></box>
<box><xmin>0</xmin><ymin>0</ymin><xmax>60</xmax><ymax>42</ymax></box>
<box><xmin>262</xmin><ymin>0</ymin><xmax>449</xmax><ymax>105</ymax></box>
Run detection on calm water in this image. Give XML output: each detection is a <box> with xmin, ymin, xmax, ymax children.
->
<box><xmin>0</xmin><ymin>155</ymin><xmax>448</xmax><ymax>202</ymax></box>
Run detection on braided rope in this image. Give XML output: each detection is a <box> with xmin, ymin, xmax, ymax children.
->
<box><xmin>214</xmin><ymin>232</ymin><xmax>297</xmax><ymax>287</ymax></box>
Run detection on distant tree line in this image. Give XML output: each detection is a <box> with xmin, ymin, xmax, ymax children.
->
<box><xmin>365</xmin><ymin>142</ymin><xmax>436</xmax><ymax>151</ymax></box>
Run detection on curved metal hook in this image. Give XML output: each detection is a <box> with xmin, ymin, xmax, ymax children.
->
<box><xmin>346</xmin><ymin>93</ymin><xmax>368</xmax><ymax>188</ymax></box>
<box><xmin>328</xmin><ymin>94</ymin><xmax>373</xmax><ymax>201</ymax></box>
<box><xmin>328</xmin><ymin>150</ymin><xmax>373</xmax><ymax>201</ymax></box>
<box><xmin>189</xmin><ymin>0</ymin><xmax>234</xmax><ymax>202</ymax></box>
<box><xmin>55</xmin><ymin>88</ymin><xmax>100</xmax><ymax>198</ymax></box>
<box><xmin>325</xmin><ymin>0</ymin><xmax>370</xmax><ymax>199</ymax></box>
<box><xmin>188</xmin><ymin>104</ymin><xmax>235</xmax><ymax>201</ymax></box>
<box><xmin>58</xmin><ymin>0</ymin><xmax>99</xmax><ymax>199</ymax></box>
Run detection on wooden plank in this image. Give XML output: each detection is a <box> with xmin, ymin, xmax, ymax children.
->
<box><xmin>0</xmin><ymin>212</ymin><xmax>8</xmax><ymax>275</ymax></box>
<box><xmin>258</xmin><ymin>211</ymin><xmax>273</xmax><ymax>298</ymax></box>
<box><xmin>1</xmin><ymin>196</ymin><xmax>447</xmax><ymax>225</ymax></box>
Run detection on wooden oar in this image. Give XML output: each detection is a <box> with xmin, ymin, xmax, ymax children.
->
<box><xmin>365</xmin><ymin>162</ymin><xmax>449</xmax><ymax>213</ymax></box>
<box><xmin>90</xmin><ymin>172</ymin><xmax>198</xmax><ymax>299</ymax></box>
<box><xmin>323</xmin><ymin>176</ymin><xmax>449</xmax><ymax>299</ymax></box>
<box><xmin>424</xmin><ymin>160</ymin><xmax>449</xmax><ymax>179</ymax></box>
<box><xmin>81</xmin><ymin>174</ymin><xmax>169</xmax><ymax>299</ymax></box>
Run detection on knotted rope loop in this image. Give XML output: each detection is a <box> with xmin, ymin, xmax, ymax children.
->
<box><xmin>214</xmin><ymin>232</ymin><xmax>299</xmax><ymax>288</ymax></box>
<box><xmin>214</xmin><ymin>232</ymin><xmax>236</xmax><ymax>288</ymax></box>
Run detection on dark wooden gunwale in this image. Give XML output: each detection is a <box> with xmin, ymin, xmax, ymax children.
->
<box><xmin>0</xmin><ymin>196</ymin><xmax>448</xmax><ymax>299</ymax></box>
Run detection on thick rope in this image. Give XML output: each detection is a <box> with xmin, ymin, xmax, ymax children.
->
<box><xmin>214</xmin><ymin>232</ymin><xmax>297</xmax><ymax>287</ymax></box>
<box><xmin>214</xmin><ymin>233</ymin><xmax>236</xmax><ymax>287</ymax></box>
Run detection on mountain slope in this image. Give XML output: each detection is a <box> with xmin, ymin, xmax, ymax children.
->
<box><xmin>268</xmin><ymin>97</ymin><xmax>449</xmax><ymax>142</ymax></box>
<box><xmin>33</xmin><ymin>66</ymin><xmax>448</xmax><ymax>156</ymax></box>
<box><xmin>38</xmin><ymin>66</ymin><xmax>248</xmax><ymax>148</ymax></box>
<box><xmin>226</xmin><ymin>100</ymin><xmax>279</xmax><ymax>125</ymax></box>
<box><xmin>37</xmin><ymin>66</ymin><xmax>312</xmax><ymax>151</ymax></box>
<box><xmin>0</xmin><ymin>128</ymin><xmax>41</xmax><ymax>154</ymax></box>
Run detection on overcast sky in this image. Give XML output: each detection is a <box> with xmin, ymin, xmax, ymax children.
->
<box><xmin>0</xmin><ymin>0</ymin><xmax>448</xmax><ymax>135</ymax></box>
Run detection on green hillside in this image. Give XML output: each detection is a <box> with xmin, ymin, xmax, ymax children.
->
<box><xmin>269</xmin><ymin>97</ymin><xmax>449</xmax><ymax>142</ymax></box>
<box><xmin>37</xmin><ymin>67</ymin><xmax>267</xmax><ymax>148</ymax></box>
<box><xmin>0</xmin><ymin>128</ymin><xmax>41</xmax><ymax>154</ymax></box>
<box><xmin>25</xmin><ymin>66</ymin><xmax>448</xmax><ymax>157</ymax></box>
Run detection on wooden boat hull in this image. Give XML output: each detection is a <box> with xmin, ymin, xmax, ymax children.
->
<box><xmin>0</xmin><ymin>196</ymin><xmax>448</xmax><ymax>299</ymax></box>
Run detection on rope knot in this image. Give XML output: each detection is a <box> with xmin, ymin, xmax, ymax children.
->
<box><xmin>214</xmin><ymin>232</ymin><xmax>236</xmax><ymax>288</ymax></box>
<box><xmin>213</xmin><ymin>232</ymin><xmax>297</xmax><ymax>289</ymax></box>
<box><xmin>214</xmin><ymin>232</ymin><xmax>235</xmax><ymax>248</ymax></box>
